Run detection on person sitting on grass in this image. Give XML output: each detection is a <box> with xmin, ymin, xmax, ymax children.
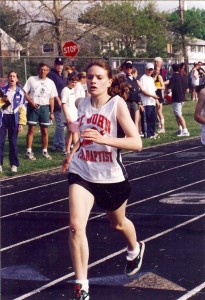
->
<box><xmin>0</xmin><ymin>71</ymin><xmax>26</xmax><ymax>173</ymax></box>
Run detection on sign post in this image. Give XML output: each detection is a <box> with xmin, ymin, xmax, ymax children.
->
<box><xmin>62</xmin><ymin>41</ymin><xmax>79</xmax><ymax>58</ymax></box>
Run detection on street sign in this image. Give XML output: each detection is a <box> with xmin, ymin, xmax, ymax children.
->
<box><xmin>62</xmin><ymin>40</ymin><xmax>79</xmax><ymax>57</ymax></box>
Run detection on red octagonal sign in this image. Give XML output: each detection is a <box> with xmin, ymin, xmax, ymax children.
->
<box><xmin>62</xmin><ymin>40</ymin><xmax>79</xmax><ymax>57</ymax></box>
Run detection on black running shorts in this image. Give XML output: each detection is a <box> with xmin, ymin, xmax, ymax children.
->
<box><xmin>67</xmin><ymin>172</ymin><xmax>131</xmax><ymax>211</ymax></box>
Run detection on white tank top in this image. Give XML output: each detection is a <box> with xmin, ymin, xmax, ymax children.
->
<box><xmin>69</xmin><ymin>95</ymin><xmax>128</xmax><ymax>183</ymax></box>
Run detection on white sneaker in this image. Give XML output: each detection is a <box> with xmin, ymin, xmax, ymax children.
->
<box><xmin>0</xmin><ymin>165</ymin><xmax>3</xmax><ymax>173</ymax></box>
<box><xmin>42</xmin><ymin>151</ymin><xmax>52</xmax><ymax>160</ymax></box>
<box><xmin>26</xmin><ymin>152</ymin><xmax>36</xmax><ymax>160</ymax></box>
<box><xmin>11</xmin><ymin>165</ymin><xmax>17</xmax><ymax>172</ymax></box>
<box><xmin>177</xmin><ymin>131</ymin><xmax>190</xmax><ymax>137</ymax></box>
<box><xmin>157</xmin><ymin>128</ymin><xmax>165</xmax><ymax>133</ymax></box>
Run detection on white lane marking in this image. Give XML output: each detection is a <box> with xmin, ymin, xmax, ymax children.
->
<box><xmin>1</xmin><ymin>179</ymin><xmax>67</xmax><ymax>198</ymax></box>
<box><xmin>1</xmin><ymin>179</ymin><xmax>205</xmax><ymax>252</ymax></box>
<box><xmin>12</xmin><ymin>212</ymin><xmax>205</xmax><ymax>300</ymax></box>
<box><xmin>129</xmin><ymin>159</ymin><xmax>205</xmax><ymax>181</ymax></box>
<box><xmin>0</xmin><ymin>213</ymin><xmax>105</xmax><ymax>252</ymax></box>
<box><xmin>176</xmin><ymin>282</ymin><xmax>205</xmax><ymax>300</ymax></box>
<box><xmin>1</xmin><ymin>145</ymin><xmax>202</xmax><ymax>197</ymax></box>
<box><xmin>1</xmin><ymin>157</ymin><xmax>205</xmax><ymax>199</ymax></box>
<box><xmin>1</xmin><ymin>138</ymin><xmax>201</xmax><ymax>183</ymax></box>
<box><xmin>0</xmin><ymin>198</ymin><xmax>68</xmax><ymax>219</ymax></box>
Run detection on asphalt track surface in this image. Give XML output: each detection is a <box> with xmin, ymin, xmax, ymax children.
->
<box><xmin>1</xmin><ymin>137</ymin><xmax>205</xmax><ymax>300</ymax></box>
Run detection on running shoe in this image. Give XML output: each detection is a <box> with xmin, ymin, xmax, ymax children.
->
<box><xmin>11</xmin><ymin>165</ymin><xmax>17</xmax><ymax>173</ymax></box>
<box><xmin>0</xmin><ymin>165</ymin><xmax>3</xmax><ymax>172</ymax></box>
<box><xmin>177</xmin><ymin>131</ymin><xmax>190</xmax><ymax>137</ymax></box>
<box><xmin>69</xmin><ymin>284</ymin><xmax>90</xmax><ymax>300</ymax></box>
<box><xmin>157</xmin><ymin>128</ymin><xmax>165</xmax><ymax>133</ymax></box>
<box><xmin>124</xmin><ymin>241</ymin><xmax>145</xmax><ymax>276</ymax></box>
<box><xmin>26</xmin><ymin>152</ymin><xmax>36</xmax><ymax>160</ymax></box>
<box><xmin>42</xmin><ymin>151</ymin><xmax>52</xmax><ymax>160</ymax></box>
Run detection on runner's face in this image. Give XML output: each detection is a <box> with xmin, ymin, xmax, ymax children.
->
<box><xmin>87</xmin><ymin>66</ymin><xmax>112</xmax><ymax>97</ymax></box>
<box><xmin>39</xmin><ymin>66</ymin><xmax>49</xmax><ymax>79</ymax></box>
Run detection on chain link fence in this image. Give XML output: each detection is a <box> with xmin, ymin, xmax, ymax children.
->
<box><xmin>0</xmin><ymin>55</ymin><xmax>197</xmax><ymax>87</ymax></box>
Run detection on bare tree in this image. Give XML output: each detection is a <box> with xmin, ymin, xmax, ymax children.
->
<box><xmin>12</xmin><ymin>0</ymin><xmax>98</xmax><ymax>55</ymax></box>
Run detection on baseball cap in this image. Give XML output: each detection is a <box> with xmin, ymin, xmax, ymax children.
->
<box><xmin>146</xmin><ymin>63</ymin><xmax>154</xmax><ymax>70</ymax></box>
<box><xmin>54</xmin><ymin>57</ymin><xmax>64</xmax><ymax>65</ymax></box>
<box><xmin>125</xmin><ymin>61</ymin><xmax>133</xmax><ymax>68</ymax></box>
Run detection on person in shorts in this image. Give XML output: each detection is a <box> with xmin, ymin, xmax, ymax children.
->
<box><xmin>167</xmin><ymin>63</ymin><xmax>190</xmax><ymax>137</ymax></box>
<box><xmin>23</xmin><ymin>63</ymin><xmax>58</xmax><ymax>160</ymax></box>
<box><xmin>62</xmin><ymin>60</ymin><xmax>144</xmax><ymax>300</ymax></box>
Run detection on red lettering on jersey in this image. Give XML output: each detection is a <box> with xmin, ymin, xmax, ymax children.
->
<box><xmin>86</xmin><ymin>113</ymin><xmax>111</xmax><ymax>134</ymax></box>
<box><xmin>78</xmin><ymin>149</ymin><xmax>113</xmax><ymax>162</ymax></box>
<box><xmin>79</xmin><ymin>115</ymin><xmax>85</xmax><ymax>127</ymax></box>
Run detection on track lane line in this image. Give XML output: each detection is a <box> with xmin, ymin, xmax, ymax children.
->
<box><xmin>176</xmin><ymin>282</ymin><xmax>205</xmax><ymax>300</ymax></box>
<box><xmin>1</xmin><ymin>178</ymin><xmax>205</xmax><ymax>252</ymax></box>
<box><xmin>12</xmin><ymin>212</ymin><xmax>205</xmax><ymax>300</ymax></box>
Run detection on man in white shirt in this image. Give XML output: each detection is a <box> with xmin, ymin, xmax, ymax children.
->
<box><xmin>23</xmin><ymin>63</ymin><xmax>58</xmax><ymax>160</ymax></box>
<box><xmin>139</xmin><ymin>63</ymin><xmax>159</xmax><ymax>138</ymax></box>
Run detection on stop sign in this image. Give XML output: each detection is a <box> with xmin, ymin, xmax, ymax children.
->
<box><xmin>62</xmin><ymin>40</ymin><xmax>79</xmax><ymax>57</ymax></box>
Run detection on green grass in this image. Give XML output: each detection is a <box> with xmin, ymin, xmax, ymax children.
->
<box><xmin>0</xmin><ymin>99</ymin><xmax>201</xmax><ymax>178</ymax></box>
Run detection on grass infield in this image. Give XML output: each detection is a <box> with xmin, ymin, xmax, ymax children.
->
<box><xmin>0</xmin><ymin>99</ymin><xmax>201</xmax><ymax>178</ymax></box>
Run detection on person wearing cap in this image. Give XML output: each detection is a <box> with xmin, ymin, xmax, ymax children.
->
<box><xmin>48</xmin><ymin>57</ymin><xmax>67</xmax><ymax>152</ymax></box>
<box><xmin>139</xmin><ymin>63</ymin><xmax>160</xmax><ymax>139</ymax></box>
<box><xmin>124</xmin><ymin>61</ymin><xmax>142</xmax><ymax>122</ymax></box>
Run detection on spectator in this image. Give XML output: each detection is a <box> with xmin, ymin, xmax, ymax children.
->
<box><xmin>0</xmin><ymin>71</ymin><xmax>26</xmax><ymax>173</ymax></box>
<box><xmin>74</xmin><ymin>73</ymin><xmax>86</xmax><ymax>103</ymax></box>
<box><xmin>62</xmin><ymin>60</ymin><xmax>144</xmax><ymax>300</ymax></box>
<box><xmin>179</xmin><ymin>62</ymin><xmax>189</xmax><ymax>91</ymax></box>
<box><xmin>23</xmin><ymin>63</ymin><xmax>57</xmax><ymax>160</ymax></box>
<box><xmin>167</xmin><ymin>63</ymin><xmax>190</xmax><ymax>137</ymax></box>
<box><xmin>61</xmin><ymin>75</ymin><xmax>79</xmax><ymax>154</ymax></box>
<box><xmin>124</xmin><ymin>60</ymin><xmax>141</xmax><ymax>122</ymax></box>
<box><xmin>64</xmin><ymin>65</ymin><xmax>78</xmax><ymax>80</ymax></box>
<box><xmin>153</xmin><ymin>66</ymin><xmax>165</xmax><ymax>133</ymax></box>
<box><xmin>77</xmin><ymin>71</ymin><xmax>89</xmax><ymax>96</ymax></box>
<box><xmin>48</xmin><ymin>57</ymin><xmax>67</xmax><ymax>153</ymax></box>
<box><xmin>194</xmin><ymin>84</ymin><xmax>205</xmax><ymax>146</ymax></box>
<box><xmin>139</xmin><ymin>63</ymin><xmax>160</xmax><ymax>138</ymax></box>
<box><xmin>154</xmin><ymin>57</ymin><xmax>167</xmax><ymax>81</ymax></box>
<box><xmin>197</xmin><ymin>61</ymin><xmax>205</xmax><ymax>85</ymax></box>
<box><xmin>191</xmin><ymin>62</ymin><xmax>200</xmax><ymax>101</ymax></box>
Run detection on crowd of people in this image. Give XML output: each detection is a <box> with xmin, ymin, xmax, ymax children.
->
<box><xmin>0</xmin><ymin>57</ymin><xmax>205</xmax><ymax>300</ymax></box>
<box><xmin>0</xmin><ymin>57</ymin><xmax>204</xmax><ymax>174</ymax></box>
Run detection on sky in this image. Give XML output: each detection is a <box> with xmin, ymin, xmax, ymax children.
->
<box><xmin>154</xmin><ymin>1</ymin><xmax>205</xmax><ymax>12</ymax></box>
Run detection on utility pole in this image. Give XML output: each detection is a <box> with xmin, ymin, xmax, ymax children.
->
<box><xmin>179</xmin><ymin>0</ymin><xmax>187</xmax><ymax>62</ymax></box>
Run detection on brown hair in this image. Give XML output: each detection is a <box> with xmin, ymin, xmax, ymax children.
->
<box><xmin>86</xmin><ymin>60</ymin><xmax>112</xmax><ymax>79</ymax></box>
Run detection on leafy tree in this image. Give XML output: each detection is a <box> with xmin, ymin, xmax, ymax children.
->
<box><xmin>0</xmin><ymin>2</ymin><xmax>30</xmax><ymax>44</ymax></box>
<box><xmin>79</xmin><ymin>1</ymin><xmax>169</xmax><ymax>58</ymax></box>
<box><xmin>167</xmin><ymin>8</ymin><xmax>205</xmax><ymax>57</ymax></box>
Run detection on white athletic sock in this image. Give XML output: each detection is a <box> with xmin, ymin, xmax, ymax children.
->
<box><xmin>42</xmin><ymin>149</ymin><xmax>47</xmax><ymax>153</ymax></box>
<box><xmin>182</xmin><ymin>128</ymin><xmax>188</xmax><ymax>133</ymax></box>
<box><xmin>75</xmin><ymin>279</ymin><xmax>89</xmax><ymax>293</ymax></box>
<box><xmin>178</xmin><ymin>125</ymin><xmax>182</xmax><ymax>131</ymax></box>
<box><xmin>27</xmin><ymin>148</ymin><xmax>32</xmax><ymax>153</ymax></box>
<box><xmin>126</xmin><ymin>243</ymin><xmax>140</xmax><ymax>261</ymax></box>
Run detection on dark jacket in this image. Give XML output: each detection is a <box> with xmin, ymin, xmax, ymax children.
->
<box><xmin>167</xmin><ymin>73</ymin><xmax>186</xmax><ymax>103</ymax></box>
